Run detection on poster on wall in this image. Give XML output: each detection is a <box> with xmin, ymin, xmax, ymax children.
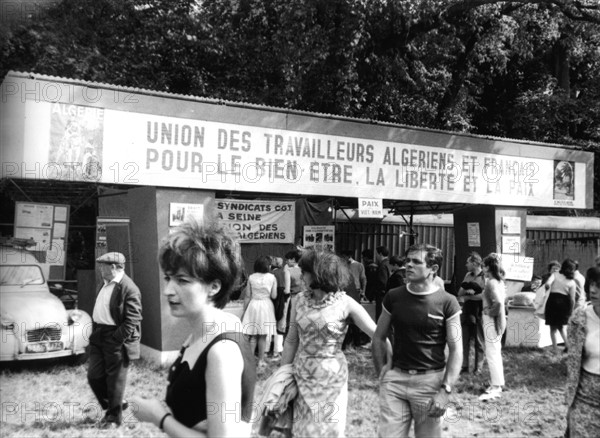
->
<box><xmin>217</xmin><ymin>199</ymin><xmax>295</xmax><ymax>243</ymax></box>
<box><xmin>553</xmin><ymin>160</ymin><xmax>575</xmax><ymax>202</ymax></box>
<box><xmin>467</xmin><ymin>222</ymin><xmax>481</xmax><ymax>247</ymax></box>
<box><xmin>303</xmin><ymin>225</ymin><xmax>335</xmax><ymax>252</ymax></box>
<box><xmin>169</xmin><ymin>203</ymin><xmax>204</xmax><ymax>227</ymax></box>
<box><xmin>49</xmin><ymin>103</ymin><xmax>104</xmax><ymax>180</ymax></box>
<box><xmin>14</xmin><ymin>202</ymin><xmax>69</xmax><ymax>279</ymax></box>
<box><xmin>502</xmin><ymin>216</ymin><xmax>521</xmax><ymax>234</ymax></box>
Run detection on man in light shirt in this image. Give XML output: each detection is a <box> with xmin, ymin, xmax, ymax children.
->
<box><xmin>88</xmin><ymin>252</ymin><xmax>142</xmax><ymax>428</ymax></box>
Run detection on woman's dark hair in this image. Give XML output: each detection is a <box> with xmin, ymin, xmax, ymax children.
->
<box><xmin>253</xmin><ymin>256</ymin><xmax>272</xmax><ymax>274</ymax></box>
<box><xmin>298</xmin><ymin>250</ymin><xmax>349</xmax><ymax>293</ymax></box>
<box><xmin>158</xmin><ymin>219</ymin><xmax>241</xmax><ymax>309</ymax></box>
<box><xmin>559</xmin><ymin>258</ymin><xmax>577</xmax><ymax>280</ymax></box>
<box><xmin>483</xmin><ymin>253</ymin><xmax>505</xmax><ymax>282</ymax></box>
<box><xmin>285</xmin><ymin>250</ymin><xmax>301</xmax><ymax>262</ymax></box>
<box><xmin>585</xmin><ymin>267</ymin><xmax>600</xmax><ymax>301</ymax></box>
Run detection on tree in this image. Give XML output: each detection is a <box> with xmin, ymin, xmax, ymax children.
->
<box><xmin>2</xmin><ymin>0</ymin><xmax>599</xmax><ymax>212</ymax></box>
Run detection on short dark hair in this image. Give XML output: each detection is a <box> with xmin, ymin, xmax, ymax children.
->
<box><xmin>483</xmin><ymin>253</ymin><xmax>505</xmax><ymax>282</ymax></box>
<box><xmin>585</xmin><ymin>267</ymin><xmax>600</xmax><ymax>300</ymax></box>
<box><xmin>285</xmin><ymin>250</ymin><xmax>301</xmax><ymax>262</ymax></box>
<box><xmin>254</xmin><ymin>256</ymin><xmax>272</xmax><ymax>273</ymax></box>
<box><xmin>298</xmin><ymin>250</ymin><xmax>349</xmax><ymax>293</ymax></box>
<box><xmin>389</xmin><ymin>255</ymin><xmax>404</xmax><ymax>267</ymax></box>
<box><xmin>376</xmin><ymin>246</ymin><xmax>389</xmax><ymax>257</ymax></box>
<box><xmin>341</xmin><ymin>249</ymin><xmax>354</xmax><ymax>258</ymax></box>
<box><xmin>531</xmin><ymin>274</ymin><xmax>542</xmax><ymax>282</ymax></box>
<box><xmin>158</xmin><ymin>220</ymin><xmax>241</xmax><ymax>309</ymax></box>
<box><xmin>405</xmin><ymin>243</ymin><xmax>443</xmax><ymax>270</ymax></box>
<box><xmin>559</xmin><ymin>258</ymin><xmax>577</xmax><ymax>280</ymax></box>
<box><xmin>361</xmin><ymin>249</ymin><xmax>374</xmax><ymax>259</ymax></box>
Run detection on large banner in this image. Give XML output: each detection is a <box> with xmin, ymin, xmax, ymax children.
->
<box><xmin>5</xmin><ymin>96</ymin><xmax>593</xmax><ymax>209</ymax></box>
<box><xmin>217</xmin><ymin>199</ymin><xmax>295</xmax><ymax>243</ymax></box>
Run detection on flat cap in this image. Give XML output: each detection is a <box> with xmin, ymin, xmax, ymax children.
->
<box><xmin>96</xmin><ymin>252</ymin><xmax>126</xmax><ymax>264</ymax></box>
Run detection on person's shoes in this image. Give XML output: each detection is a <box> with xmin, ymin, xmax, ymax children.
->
<box><xmin>460</xmin><ymin>367</ymin><xmax>469</xmax><ymax>374</ymax></box>
<box><xmin>479</xmin><ymin>386</ymin><xmax>502</xmax><ymax>401</ymax></box>
<box><xmin>97</xmin><ymin>415</ymin><xmax>121</xmax><ymax>429</ymax></box>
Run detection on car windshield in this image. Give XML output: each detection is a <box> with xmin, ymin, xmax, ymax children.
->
<box><xmin>0</xmin><ymin>265</ymin><xmax>45</xmax><ymax>287</ymax></box>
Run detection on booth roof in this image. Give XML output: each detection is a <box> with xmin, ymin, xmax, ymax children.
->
<box><xmin>3</xmin><ymin>70</ymin><xmax>583</xmax><ymax>151</ymax></box>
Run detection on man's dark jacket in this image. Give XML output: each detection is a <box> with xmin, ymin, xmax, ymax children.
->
<box><xmin>103</xmin><ymin>273</ymin><xmax>142</xmax><ymax>360</ymax></box>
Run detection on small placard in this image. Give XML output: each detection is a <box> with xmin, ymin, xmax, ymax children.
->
<box><xmin>502</xmin><ymin>235</ymin><xmax>521</xmax><ymax>254</ymax></box>
<box><xmin>503</xmin><ymin>255</ymin><xmax>534</xmax><ymax>281</ymax></box>
<box><xmin>358</xmin><ymin>198</ymin><xmax>383</xmax><ymax>218</ymax></box>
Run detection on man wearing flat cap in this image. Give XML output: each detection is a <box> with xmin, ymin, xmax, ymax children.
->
<box><xmin>88</xmin><ymin>252</ymin><xmax>142</xmax><ymax>428</ymax></box>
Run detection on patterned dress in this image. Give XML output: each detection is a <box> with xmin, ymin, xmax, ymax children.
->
<box><xmin>292</xmin><ymin>291</ymin><xmax>350</xmax><ymax>438</ymax></box>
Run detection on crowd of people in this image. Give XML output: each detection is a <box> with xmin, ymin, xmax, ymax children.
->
<box><xmin>86</xmin><ymin>219</ymin><xmax>600</xmax><ymax>437</ymax></box>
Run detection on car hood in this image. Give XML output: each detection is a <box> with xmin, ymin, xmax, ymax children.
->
<box><xmin>1</xmin><ymin>292</ymin><xmax>68</xmax><ymax>327</ymax></box>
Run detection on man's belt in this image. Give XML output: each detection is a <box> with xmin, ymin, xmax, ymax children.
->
<box><xmin>396</xmin><ymin>366</ymin><xmax>445</xmax><ymax>375</ymax></box>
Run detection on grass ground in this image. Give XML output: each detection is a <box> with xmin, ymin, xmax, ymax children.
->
<box><xmin>0</xmin><ymin>346</ymin><xmax>568</xmax><ymax>437</ymax></box>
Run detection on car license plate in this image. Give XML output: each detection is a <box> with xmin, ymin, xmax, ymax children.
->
<box><xmin>26</xmin><ymin>343</ymin><xmax>47</xmax><ymax>353</ymax></box>
<box><xmin>47</xmin><ymin>342</ymin><xmax>63</xmax><ymax>352</ymax></box>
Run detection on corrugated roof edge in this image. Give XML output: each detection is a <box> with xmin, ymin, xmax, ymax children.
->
<box><xmin>4</xmin><ymin>70</ymin><xmax>583</xmax><ymax>151</ymax></box>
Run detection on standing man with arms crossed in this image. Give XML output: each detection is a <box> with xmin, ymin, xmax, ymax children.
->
<box><xmin>88</xmin><ymin>252</ymin><xmax>142</xmax><ymax>428</ymax></box>
<box><xmin>372</xmin><ymin>244</ymin><xmax>462</xmax><ymax>438</ymax></box>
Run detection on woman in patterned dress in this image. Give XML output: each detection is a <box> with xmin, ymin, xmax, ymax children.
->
<box><xmin>280</xmin><ymin>250</ymin><xmax>384</xmax><ymax>437</ymax></box>
<box><xmin>565</xmin><ymin>267</ymin><xmax>600</xmax><ymax>438</ymax></box>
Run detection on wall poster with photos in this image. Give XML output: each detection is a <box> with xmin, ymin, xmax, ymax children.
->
<box><xmin>303</xmin><ymin>225</ymin><xmax>335</xmax><ymax>252</ymax></box>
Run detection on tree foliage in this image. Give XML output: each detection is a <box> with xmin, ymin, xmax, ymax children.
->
<box><xmin>2</xmin><ymin>0</ymin><xmax>599</xmax><ymax>212</ymax></box>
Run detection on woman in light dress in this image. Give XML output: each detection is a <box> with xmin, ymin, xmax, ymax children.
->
<box><xmin>242</xmin><ymin>256</ymin><xmax>277</xmax><ymax>367</ymax></box>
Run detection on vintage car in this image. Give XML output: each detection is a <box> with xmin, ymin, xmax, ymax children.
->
<box><xmin>0</xmin><ymin>244</ymin><xmax>91</xmax><ymax>362</ymax></box>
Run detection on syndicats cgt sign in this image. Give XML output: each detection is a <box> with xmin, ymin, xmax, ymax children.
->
<box><xmin>216</xmin><ymin>199</ymin><xmax>295</xmax><ymax>243</ymax></box>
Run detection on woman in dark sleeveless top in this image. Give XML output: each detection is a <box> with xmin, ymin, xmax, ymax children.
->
<box><xmin>132</xmin><ymin>220</ymin><xmax>256</xmax><ymax>437</ymax></box>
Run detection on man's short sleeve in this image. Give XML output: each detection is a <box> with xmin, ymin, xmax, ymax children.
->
<box><xmin>445</xmin><ymin>294</ymin><xmax>461</xmax><ymax>319</ymax></box>
<box><xmin>382</xmin><ymin>289</ymin><xmax>394</xmax><ymax>314</ymax></box>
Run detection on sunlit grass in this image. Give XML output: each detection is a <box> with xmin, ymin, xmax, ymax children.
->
<box><xmin>0</xmin><ymin>346</ymin><xmax>567</xmax><ymax>437</ymax></box>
